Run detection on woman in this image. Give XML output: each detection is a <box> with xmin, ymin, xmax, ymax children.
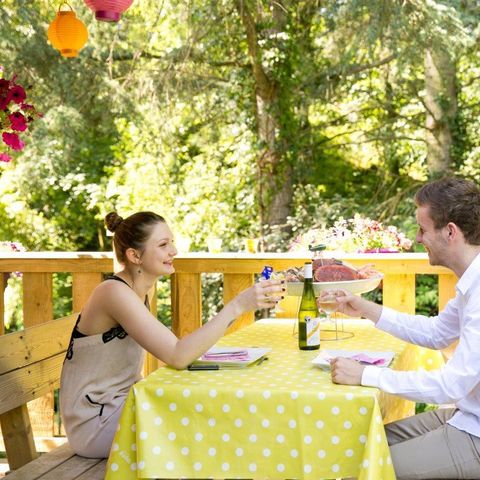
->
<box><xmin>60</xmin><ymin>211</ymin><xmax>283</xmax><ymax>458</ymax></box>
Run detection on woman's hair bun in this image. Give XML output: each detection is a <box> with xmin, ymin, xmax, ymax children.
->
<box><xmin>105</xmin><ymin>212</ymin><xmax>124</xmax><ymax>233</ymax></box>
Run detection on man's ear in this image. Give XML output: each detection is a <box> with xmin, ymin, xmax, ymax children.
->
<box><xmin>445</xmin><ymin>222</ymin><xmax>457</xmax><ymax>240</ymax></box>
<box><xmin>125</xmin><ymin>248</ymin><xmax>141</xmax><ymax>264</ymax></box>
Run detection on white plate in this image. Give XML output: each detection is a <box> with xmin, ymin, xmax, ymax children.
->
<box><xmin>312</xmin><ymin>349</ymin><xmax>394</xmax><ymax>369</ymax></box>
<box><xmin>287</xmin><ymin>275</ymin><xmax>383</xmax><ymax>296</ymax></box>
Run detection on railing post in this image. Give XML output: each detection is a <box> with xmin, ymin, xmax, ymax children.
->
<box><xmin>72</xmin><ymin>272</ymin><xmax>103</xmax><ymax>312</ymax></box>
<box><xmin>223</xmin><ymin>273</ymin><xmax>254</xmax><ymax>334</ymax></box>
<box><xmin>382</xmin><ymin>273</ymin><xmax>416</xmax><ymax>313</ymax></box>
<box><xmin>171</xmin><ymin>273</ymin><xmax>202</xmax><ymax>338</ymax></box>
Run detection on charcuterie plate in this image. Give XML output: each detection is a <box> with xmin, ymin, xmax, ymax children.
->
<box><xmin>287</xmin><ymin>275</ymin><xmax>383</xmax><ymax>296</ymax></box>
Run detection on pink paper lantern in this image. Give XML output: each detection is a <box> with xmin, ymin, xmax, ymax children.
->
<box><xmin>84</xmin><ymin>0</ymin><xmax>133</xmax><ymax>22</ymax></box>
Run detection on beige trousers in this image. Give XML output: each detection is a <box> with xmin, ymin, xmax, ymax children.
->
<box><xmin>385</xmin><ymin>408</ymin><xmax>480</xmax><ymax>479</ymax></box>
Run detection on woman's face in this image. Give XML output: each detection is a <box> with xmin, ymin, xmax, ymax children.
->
<box><xmin>140</xmin><ymin>222</ymin><xmax>177</xmax><ymax>276</ymax></box>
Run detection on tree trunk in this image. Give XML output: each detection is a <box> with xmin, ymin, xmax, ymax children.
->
<box><xmin>424</xmin><ymin>48</ymin><xmax>457</xmax><ymax>175</ymax></box>
<box><xmin>235</xmin><ymin>0</ymin><xmax>293</xmax><ymax>234</ymax></box>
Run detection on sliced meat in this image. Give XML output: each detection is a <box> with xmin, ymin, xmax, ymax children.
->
<box><xmin>314</xmin><ymin>264</ymin><xmax>360</xmax><ymax>282</ymax></box>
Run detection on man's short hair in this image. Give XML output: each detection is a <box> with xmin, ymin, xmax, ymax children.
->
<box><xmin>415</xmin><ymin>176</ymin><xmax>480</xmax><ymax>245</ymax></box>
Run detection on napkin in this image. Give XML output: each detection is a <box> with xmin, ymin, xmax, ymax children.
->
<box><xmin>201</xmin><ymin>349</ymin><xmax>250</xmax><ymax>361</ymax></box>
<box><xmin>350</xmin><ymin>353</ymin><xmax>388</xmax><ymax>365</ymax></box>
<box><xmin>312</xmin><ymin>349</ymin><xmax>394</xmax><ymax>369</ymax></box>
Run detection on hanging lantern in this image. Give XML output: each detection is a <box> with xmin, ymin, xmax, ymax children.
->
<box><xmin>84</xmin><ymin>0</ymin><xmax>134</xmax><ymax>22</ymax></box>
<box><xmin>47</xmin><ymin>3</ymin><xmax>88</xmax><ymax>58</ymax></box>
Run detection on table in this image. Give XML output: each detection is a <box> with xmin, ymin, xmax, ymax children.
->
<box><xmin>105</xmin><ymin>318</ymin><xmax>444</xmax><ymax>480</ymax></box>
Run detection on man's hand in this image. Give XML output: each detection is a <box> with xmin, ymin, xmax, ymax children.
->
<box><xmin>330</xmin><ymin>357</ymin><xmax>365</xmax><ymax>385</ymax></box>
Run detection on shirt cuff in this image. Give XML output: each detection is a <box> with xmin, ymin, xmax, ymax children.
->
<box><xmin>376</xmin><ymin>306</ymin><xmax>398</xmax><ymax>330</ymax></box>
<box><xmin>361</xmin><ymin>365</ymin><xmax>383</xmax><ymax>387</ymax></box>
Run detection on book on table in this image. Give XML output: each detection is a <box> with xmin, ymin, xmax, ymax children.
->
<box><xmin>190</xmin><ymin>346</ymin><xmax>271</xmax><ymax>369</ymax></box>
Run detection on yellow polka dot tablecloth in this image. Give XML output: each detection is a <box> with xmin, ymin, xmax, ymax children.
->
<box><xmin>106</xmin><ymin>319</ymin><xmax>444</xmax><ymax>480</ymax></box>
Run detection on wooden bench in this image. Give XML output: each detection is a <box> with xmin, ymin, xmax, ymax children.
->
<box><xmin>0</xmin><ymin>314</ymin><xmax>106</xmax><ymax>479</ymax></box>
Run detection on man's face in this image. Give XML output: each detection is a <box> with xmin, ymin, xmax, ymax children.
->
<box><xmin>415</xmin><ymin>205</ymin><xmax>449</xmax><ymax>266</ymax></box>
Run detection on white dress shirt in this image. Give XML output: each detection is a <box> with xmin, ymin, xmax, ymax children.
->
<box><xmin>362</xmin><ymin>252</ymin><xmax>480</xmax><ymax>438</ymax></box>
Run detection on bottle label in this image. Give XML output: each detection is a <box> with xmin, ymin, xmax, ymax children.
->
<box><xmin>305</xmin><ymin>315</ymin><xmax>320</xmax><ymax>347</ymax></box>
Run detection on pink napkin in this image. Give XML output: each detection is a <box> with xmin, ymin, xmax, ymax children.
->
<box><xmin>202</xmin><ymin>350</ymin><xmax>250</xmax><ymax>361</ymax></box>
<box><xmin>350</xmin><ymin>353</ymin><xmax>387</xmax><ymax>365</ymax></box>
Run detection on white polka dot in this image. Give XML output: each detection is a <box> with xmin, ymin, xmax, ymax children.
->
<box><xmin>169</xmin><ymin>403</ymin><xmax>177</xmax><ymax>411</ymax></box>
<box><xmin>154</xmin><ymin>416</ymin><xmax>162</xmax><ymax>426</ymax></box>
<box><xmin>130</xmin><ymin>424</ymin><xmax>136</xmax><ymax>432</ymax></box>
<box><xmin>376</xmin><ymin>415</ymin><xmax>382</xmax><ymax>424</ymax></box>
<box><xmin>249</xmin><ymin>404</ymin><xmax>257</xmax><ymax>413</ymax></box>
<box><xmin>141</xmin><ymin>402</ymin><xmax>150</xmax><ymax>411</ymax></box>
<box><xmin>379</xmin><ymin>457</ymin><xmax>384</xmax><ymax>466</ymax></box>
<box><xmin>304</xmin><ymin>435</ymin><xmax>312</xmax><ymax>444</ymax></box>
<box><xmin>194</xmin><ymin>462</ymin><xmax>202</xmax><ymax>471</ymax></box>
<box><xmin>363</xmin><ymin>459</ymin><xmax>369</xmax><ymax>468</ymax></box>
<box><xmin>345</xmin><ymin>393</ymin><xmax>354</xmax><ymax>400</ymax></box>
<box><xmin>195</xmin><ymin>432</ymin><xmax>203</xmax><ymax>441</ymax></box>
<box><xmin>138</xmin><ymin>461</ymin><xmax>145</xmax><ymax>470</ymax></box>
<box><xmin>249</xmin><ymin>463</ymin><xmax>257</xmax><ymax>472</ymax></box>
<box><xmin>208</xmin><ymin>418</ymin><xmax>216</xmax><ymax>427</ymax></box>
<box><xmin>291</xmin><ymin>391</ymin><xmax>298</xmax><ymax>399</ymax></box>
<box><xmin>318</xmin><ymin>392</ymin><xmax>326</xmax><ymax>400</ymax></box>
<box><xmin>152</xmin><ymin>445</ymin><xmax>161</xmax><ymax>455</ymax></box>
<box><xmin>166</xmin><ymin>461</ymin><xmax>174</xmax><ymax>471</ymax></box>
<box><xmin>331</xmin><ymin>435</ymin><xmax>340</xmax><ymax>444</ymax></box>
<box><xmin>359</xmin><ymin>434</ymin><xmax>367</xmax><ymax>444</ymax></box>
<box><xmin>376</xmin><ymin>433</ymin><xmax>382</xmax><ymax>442</ymax></box>
<box><xmin>344</xmin><ymin>421</ymin><xmax>352</xmax><ymax>429</ymax></box>
<box><xmin>290</xmin><ymin>449</ymin><xmax>299</xmax><ymax>458</ymax></box>
<box><xmin>236</xmin><ymin>390</ymin><xmax>244</xmax><ymax>398</ymax></box>
<box><xmin>195</xmin><ymin>403</ymin><xmax>204</xmax><ymax>412</ymax></box>
<box><xmin>277</xmin><ymin>404</ymin><xmax>285</xmax><ymax>414</ymax></box>
<box><xmin>112</xmin><ymin>443</ymin><xmax>119</xmax><ymax>451</ymax></box>
<box><xmin>235</xmin><ymin>447</ymin><xmax>244</xmax><ymax>456</ymax></box>
<box><xmin>221</xmin><ymin>463</ymin><xmax>230</xmax><ymax>471</ymax></box>
<box><xmin>139</xmin><ymin>431</ymin><xmax>148</xmax><ymax>440</ymax></box>
<box><xmin>130</xmin><ymin>463</ymin><xmax>137</xmax><ymax>471</ymax></box>
<box><xmin>110</xmin><ymin>463</ymin><xmax>119</xmax><ymax>471</ymax></box>
<box><xmin>331</xmin><ymin>406</ymin><xmax>340</xmax><ymax>415</ymax></box>
<box><xmin>209</xmin><ymin>389</ymin><xmax>217</xmax><ymax>398</ymax></box>
<box><xmin>249</xmin><ymin>434</ymin><xmax>257</xmax><ymax>442</ymax></box>
<box><xmin>263</xmin><ymin>390</ymin><xmax>271</xmax><ymax>399</ymax></box>
<box><xmin>276</xmin><ymin>434</ymin><xmax>285</xmax><ymax>443</ymax></box>
<box><xmin>222</xmin><ymin>433</ymin><xmax>230</xmax><ymax>442</ymax></box>
<box><xmin>277</xmin><ymin>463</ymin><xmax>285</xmax><ymax>472</ymax></box>
<box><xmin>387</xmin><ymin>456</ymin><xmax>392</xmax><ymax>465</ymax></box>
<box><xmin>332</xmin><ymin>464</ymin><xmax>340</xmax><ymax>473</ymax></box>
<box><xmin>181</xmin><ymin>447</ymin><xmax>189</xmax><ymax>455</ymax></box>
<box><xmin>222</xmin><ymin>404</ymin><xmax>231</xmax><ymax>413</ymax></box>
<box><xmin>304</xmin><ymin>405</ymin><xmax>312</xmax><ymax>414</ymax></box>
<box><xmin>168</xmin><ymin>432</ymin><xmax>176</xmax><ymax>441</ymax></box>
<box><xmin>234</xmin><ymin>418</ymin><xmax>242</xmax><ymax>427</ymax></box>
<box><xmin>130</xmin><ymin>443</ymin><xmax>136</xmax><ymax>451</ymax></box>
<box><xmin>156</xmin><ymin>388</ymin><xmax>164</xmax><ymax>396</ymax></box>
<box><xmin>181</xmin><ymin>417</ymin><xmax>190</xmax><ymax>426</ymax></box>
<box><xmin>262</xmin><ymin>419</ymin><xmax>270</xmax><ymax>428</ymax></box>
<box><xmin>304</xmin><ymin>464</ymin><xmax>312</xmax><ymax>474</ymax></box>
<box><xmin>316</xmin><ymin>420</ymin><xmax>324</xmax><ymax>429</ymax></box>
<box><xmin>182</xmin><ymin>388</ymin><xmax>191</xmax><ymax>397</ymax></box>
<box><xmin>345</xmin><ymin>449</ymin><xmax>354</xmax><ymax>457</ymax></box>
<box><xmin>208</xmin><ymin>447</ymin><xmax>216</xmax><ymax>456</ymax></box>
<box><xmin>289</xmin><ymin>419</ymin><xmax>297</xmax><ymax>428</ymax></box>
<box><xmin>359</xmin><ymin>406</ymin><xmax>368</xmax><ymax>415</ymax></box>
<box><xmin>263</xmin><ymin>448</ymin><xmax>271</xmax><ymax>457</ymax></box>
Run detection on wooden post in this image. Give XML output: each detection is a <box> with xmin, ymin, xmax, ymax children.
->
<box><xmin>0</xmin><ymin>405</ymin><xmax>38</xmax><ymax>469</ymax></box>
<box><xmin>171</xmin><ymin>273</ymin><xmax>202</xmax><ymax>338</ymax></box>
<box><xmin>439</xmin><ymin>273</ymin><xmax>458</xmax><ymax>360</ymax></box>
<box><xmin>22</xmin><ymin>273</ymin><xmax>54</xmax><ymax>438</ymax></box>
<box><xmin>223</xmin><ymin>273</ymin><xmax>254</xmax><ymax>334</ymax></box>
<box><xmin>72</xmin><ymin>272</ymin><xmax>103</xmax><ymax>313</ymax></box>
<box><xmin>382</xmin><ymin>273</ymin><xmax>416</xmax><ymax>314</ymax></box>
<box><xmin>143</xmin><ymin>283</ymin><xmax>160</xmax><ymax>375</ymax></box>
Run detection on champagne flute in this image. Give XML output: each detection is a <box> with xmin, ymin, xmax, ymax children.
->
<box><xmin>317</xmin><ymin>290</ymin><xmax>340</xmax><ymax>338</ymax></box>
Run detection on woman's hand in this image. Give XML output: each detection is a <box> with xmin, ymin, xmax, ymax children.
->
<box><xmin>330</xmin><ymin>357</ymin><xmax>365</xmax><ymax>385</ymax></box>
<box><xmin>232</xmin><ymin>279</ymin><xmax>284</xmax><ymax>314</ymax></box>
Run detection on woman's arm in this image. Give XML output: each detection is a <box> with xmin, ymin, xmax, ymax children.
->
<box><xmin>103</xmin><ymin>279</ymin><xmax>283</xmax><ymax>369</ymax></box>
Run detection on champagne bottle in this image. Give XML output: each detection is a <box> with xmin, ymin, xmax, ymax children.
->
<box><xmin>298</xmin><ymin>262</ymin><xmax>320</xmax><ymax>350</ymax></box>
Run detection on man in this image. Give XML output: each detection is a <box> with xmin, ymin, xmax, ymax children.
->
<box><xmin>330</xmin><ymin>177</ymin><xmax>480</xmax><ymax>479</ymax></box>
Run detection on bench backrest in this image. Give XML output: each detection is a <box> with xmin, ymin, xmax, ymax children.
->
<box><xmin>0</xmin><ymin>314</ymin><xmax>77</xmax><ymax>415</ymax></box>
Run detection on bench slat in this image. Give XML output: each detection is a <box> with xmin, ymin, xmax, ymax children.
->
<box><xmin>38</xmin><ymin>454</ymin><xmax>104</xmax><ymax>480</ymax></box>
<box><xmin>0</xmin><ymin>353</ymin><xmax>64</xmax><ymax>415</ymax></box>
<box><xmin>74</xmin><ymin>460</ymin><xmax>107</xmax><ymax>480</ymax></box>
<box><xmin>0</xmin><ymin>314</ymin><xmax>77</xmax><ymax>376</ymax></box>
<box><xmin>5</xmin><ymin>443</ymin><xmax>75</xmax><ymax>479</ymax></box>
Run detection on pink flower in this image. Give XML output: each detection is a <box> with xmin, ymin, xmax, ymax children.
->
<box><xmin>6</xmin><ymin>84</ymin><xmax>26</xmax><ymax>105</ymax></box>
<box><xmin>2</xmin><ymin>132</ymin><xmax>25</xmax><ymax>151</ymax></box>
<box><xmin>8</xmin><ymin>112</ymin><xmax>27</xmax><ymax>132</ymax></box>
<box><xmin>0</xmin><ymin>152</ymin><xmax>12</xmax><ymax>162</ymax></box>
<box><xmin>0</xmin><ymin>95</ymin><xmax>9</xmax><ymax>111</ymax></box>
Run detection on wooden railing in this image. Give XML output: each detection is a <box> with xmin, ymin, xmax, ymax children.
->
<box><xmin>0</xmin><ymin>252</ymin><xmax>456</xmax><ymax>443</ymax></box>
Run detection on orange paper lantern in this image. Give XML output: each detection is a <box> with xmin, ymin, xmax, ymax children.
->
<box><xmin>48</xmin><ymin>3</ymin><xmax>88</xmax><ymax>58</ymax></box>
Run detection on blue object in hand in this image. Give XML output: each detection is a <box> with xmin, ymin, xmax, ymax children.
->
<box><xmin>261</xmin><ymin>265</ymin><xmax>273</xmax><ymax>280</ymax></box>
